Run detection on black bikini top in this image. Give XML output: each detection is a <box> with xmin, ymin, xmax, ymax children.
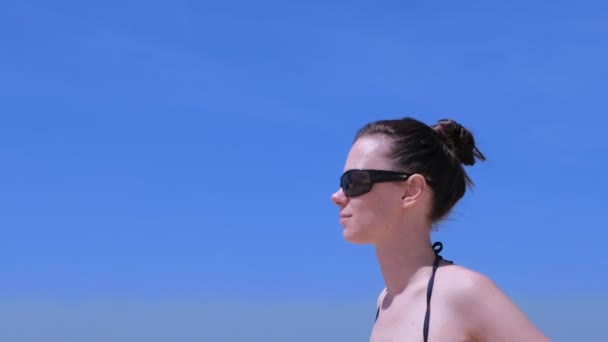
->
<box><xmin>374</xmin><ymin>241</ymin><xmax>451</xmax><ymax>342</ymax></box>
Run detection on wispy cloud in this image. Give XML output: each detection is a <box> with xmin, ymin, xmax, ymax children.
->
<box><xmin>0</xmin><ymin>297</ymin><xmax>605</xmax><ymax>342</ymax></box>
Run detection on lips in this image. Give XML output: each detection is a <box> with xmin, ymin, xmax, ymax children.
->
<box><xmin>339</xmin><ymin>214</ymin><xmax>351</xmax><ymax>224</ymax></box>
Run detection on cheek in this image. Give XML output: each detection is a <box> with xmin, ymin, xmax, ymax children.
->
<box><xmin>352</xmin><ymin>195</ymin><xmax>396</xmax><ymax>227</ymax></box>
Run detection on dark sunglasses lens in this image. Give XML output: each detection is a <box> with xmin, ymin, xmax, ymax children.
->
<box><xmin>342</xmin><ymin>170</ymin><xmax>371</xmax><ymax>197</ymax></box>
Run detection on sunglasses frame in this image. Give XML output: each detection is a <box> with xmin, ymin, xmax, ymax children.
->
<box><xmin>340</xmin><ymin>169</ymin><xmax>435</xmax><ymax>197</ymax></box>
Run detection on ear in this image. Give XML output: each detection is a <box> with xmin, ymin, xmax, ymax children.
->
<box><xmin>400</xmin><ymin>174</ymin><xmax>428</xmax><ymax>208</ymax></box>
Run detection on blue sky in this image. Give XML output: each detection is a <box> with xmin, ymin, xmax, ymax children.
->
<box><xmin>1</xmin><ymin>1</ymin><xmax>607</xmax><ymax>341</ymax></box>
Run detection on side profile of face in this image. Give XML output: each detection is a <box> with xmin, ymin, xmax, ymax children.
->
<box><xmin>331</xmin><ymin>135</ymin><xmax>408</xmax><ymax>244</ymax></box>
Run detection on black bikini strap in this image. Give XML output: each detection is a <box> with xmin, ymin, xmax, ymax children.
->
<box><xmin>423</xmin><ymin>241</ymin><xmax>443</xmax><ymax>342</ymax></box>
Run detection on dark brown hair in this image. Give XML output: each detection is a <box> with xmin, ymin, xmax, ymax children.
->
<box><xmin>354</xmin><ymin>117</ymin><xmax>486</xmax><ymax>222</ymax></box>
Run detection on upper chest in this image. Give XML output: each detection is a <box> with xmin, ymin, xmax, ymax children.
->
<box><xmin>370</xmin><ymin>287</ymin><xmax>470</xmax><ymax>342</ymax></box>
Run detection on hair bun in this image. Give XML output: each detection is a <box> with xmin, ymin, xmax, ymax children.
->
<box><xmin>432</xmin><ymin>119</ymin><xmax>486</xmax><ymax>166</ymax></box>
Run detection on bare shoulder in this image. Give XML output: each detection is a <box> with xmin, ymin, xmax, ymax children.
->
<box><xmin>439</xmin><ymin>264</ymin><xmax>496</xmax><ymax>301</ymax></box>
<box><xmin>439</xmin><ymin>265</ymin><xmax>506</xmax><ymax>312</ymax></box>
<box><xmin>439</xmin><ymin>264</ymin><xmax>551</xmax><ymax>342</ymax></box>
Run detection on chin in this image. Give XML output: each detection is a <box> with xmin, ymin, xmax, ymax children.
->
<box><xmin>342</xmin><ymin>226</ymin><xmax>373</xmax><ymax>244</ymax></box>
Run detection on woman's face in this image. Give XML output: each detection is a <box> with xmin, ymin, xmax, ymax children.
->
<box><xmin>331</xmin><ymin>135</ymin><xmax>406</xmax><ymax>244</ymax></box>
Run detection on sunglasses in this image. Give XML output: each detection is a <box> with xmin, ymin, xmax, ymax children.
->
<box><xmin>339</xmin><ymin>169</ymin><xmax>412</xmax><ymax>197</ymax></box>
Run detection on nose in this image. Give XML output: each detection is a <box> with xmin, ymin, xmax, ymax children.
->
<box><xmin>331</xmin><ymin>188</ymin><xmax>348</xmax><ymax>207</ymax></box>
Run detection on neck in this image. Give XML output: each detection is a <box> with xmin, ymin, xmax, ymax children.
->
<box><xmin>374</xmin><ymin>224</ymin><xmax>436</xmax><ymax>298</ymax></box>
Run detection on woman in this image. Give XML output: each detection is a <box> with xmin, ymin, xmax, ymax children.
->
<box><xmin>330</xmin><ymin>117</ymin><xmax>549</xmax><ymax>341</ymax></box>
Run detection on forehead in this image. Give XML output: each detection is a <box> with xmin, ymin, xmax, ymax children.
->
<box><xmin>344</xmin><ymin>135</ymin><xmax>394</xmax><ymax>171</ymax></box>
